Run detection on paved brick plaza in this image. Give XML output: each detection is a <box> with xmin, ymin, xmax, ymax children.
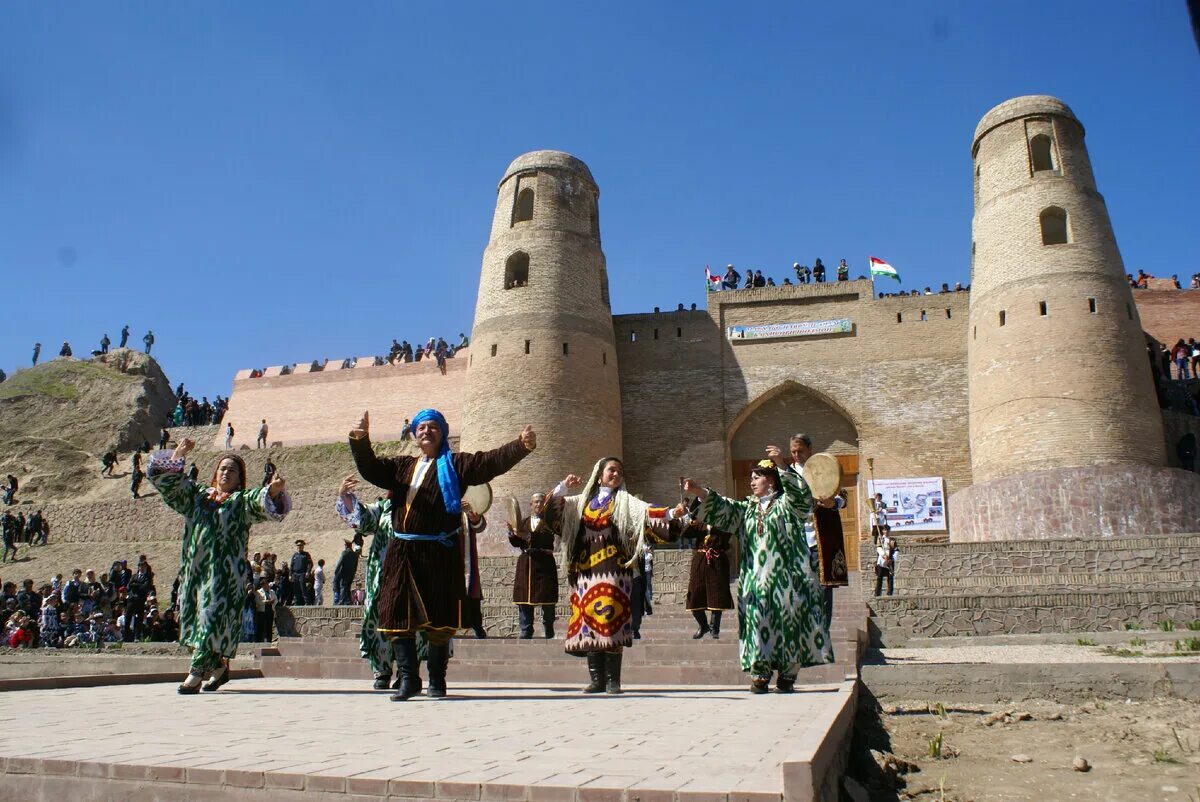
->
<box><xmin>0</xmin><ymin>678</ymin><xmax>855</xmax><ymax>802</ymax></box>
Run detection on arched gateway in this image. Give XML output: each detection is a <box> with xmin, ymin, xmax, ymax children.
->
<box><xmin>727</xmin><ymin>381</ymin><xmax>862</xmax><ymax>570</ymax></box>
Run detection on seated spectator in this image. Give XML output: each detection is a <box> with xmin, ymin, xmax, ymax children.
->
<box><xmin>8</xmin><ymin>612</ymin><xmax>34</xmax><ymax>647</ymax></box>
<box><xmin>40</xmin><ymin>595</ymin><xmax>63</xmax><ymax>647</ymax></box>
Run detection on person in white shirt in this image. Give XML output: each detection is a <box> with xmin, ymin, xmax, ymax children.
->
<box><xmin>874</xmin><ymin>534</ymin><xmax>898</xmax><ymax>597</ymax></box>
<box><xmin>313</xmin><ymin>559</ymin><xmax>325</xmax><ymax>606</ymax></box>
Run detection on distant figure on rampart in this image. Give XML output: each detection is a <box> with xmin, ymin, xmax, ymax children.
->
<box><xmin>59</xmin><ymin>342</ymin><xmax>72</xmax><ymax>358</ymax></box>
<box><xmin>143</xmin><ymin>330</ymin><xmax>155</xmax><ymax>355</ymax></box>
<box><xmin>31</xmin><ymin>342</ymin><xmax>40</xmax><ymax>365</ymax></box>
<box><xmin>99</xmin><ymin>333</ymin><xmax>110</xmax><ymax>354</ymax></box>
<box><xmin>256</xmin><ymin>419</ymin><xmax>268</xmax><ymax>449</ymax></box>
<box><xmin>813</xmin><ymin>258</ymin><xmax>826</xmax><ymax>282</ymax></box>
<box><xmin>119</xmin><ymin>325</ymin><xmax>130</xmax><ymax>348</ymax></box>
<box><xmin>224</xmin><ymin>422</ymin><xmax>234</xmax><ymax>449</ymax></box>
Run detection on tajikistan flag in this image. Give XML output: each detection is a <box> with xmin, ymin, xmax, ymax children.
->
<box><xmin>704</xmin><ymin>265</ymin><xmax>723</xmax><ymax>291</ymax></box>
<box><xmin>869</xmin><ymin>256</ymin><xmax>900</xmax><ymax>282</ymax></box>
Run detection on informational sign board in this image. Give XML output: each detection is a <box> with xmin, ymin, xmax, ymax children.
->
<box><xmin>866</xmin><ymin>477</ymin><xmax>946</xmax><ymax>532</ymax></box>
<box><xmin>726</xmin><ymin>318</ymin><xmax>853</xmax><ymax>341</ymax></box>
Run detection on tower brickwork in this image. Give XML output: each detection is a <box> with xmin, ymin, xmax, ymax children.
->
<box><xmin>461</xmin><ymin>151</ymin><xmax>623</xmax><ymax>552</ymax></box>
<box><xmin>952</xmin><ymin>96</ymin><xmax>1200</xmax><ymax>541</ymax></box>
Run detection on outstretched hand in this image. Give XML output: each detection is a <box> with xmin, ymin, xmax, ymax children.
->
<box><xmin>172</xmin><ymin>438</ymin><xmax>196</xmax><ymax>461</ymax></box>
<box><xmin>681</xmin><ymin>478</ymin><xmax>707</xmax><ymax>499</ymax></box>
<box><xmin>339</xmin><ymin>474</ymin><xmax>358</xmax><ymax>500</ymax></box>
<box><xmin>350</xmin><ymin>411</ymin><xmax>369</xmax><ymax>440</ymax></box>
<box><xmin>267</xmin><ymin>474</ymin><xmax>287</xmax><ymax>500</ymax></box>
<box><xmin>563</xmin><ymin>474</ymin><xmax>584</xmax><ymax>492</ymax></box>
<box><xmin>519</xmin><ymin>425</ymin><xmax>536</xmax><ymax>451</ymax></box>
<box><xmin>765</xmin><ymin>444</ymin><xmax>788</xmax><ymax>468</ymax></box>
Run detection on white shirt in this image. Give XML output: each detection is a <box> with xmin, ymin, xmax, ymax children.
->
<box><xmin>407</xmin><ymin>457</ymin><xmax>434</xmax><ymax>510</ymax></box>
<box><xmin>790</xmin><ymin>462</ymin><xmax>845</xmax><ymax>547</ymax></box>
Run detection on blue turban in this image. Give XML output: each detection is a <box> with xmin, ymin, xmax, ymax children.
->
<box><xmin>411</xmin><ymin>408</ymin><xmax>462</xmax><ymax>514</ymax></box>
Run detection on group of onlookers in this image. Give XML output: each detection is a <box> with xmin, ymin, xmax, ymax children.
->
<box><xmin>1</xmin><ymin>507</ymin><xmax>49</xmax><ymax>561</ymax></box>
<box><xmin>0</xmin><ymin>556</ymin><xmax>173</xmax><ymax>648</ymax></box>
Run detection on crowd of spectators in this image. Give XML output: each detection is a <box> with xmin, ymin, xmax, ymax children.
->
<box><xmin>29</xmin><ymin>325</ymin><xmax>157</xmax><ymax>369</ymax></box>
<box><xmin>170</xmin><ymin>383</ymin><xmax>227</xmax><ymax>427</ymax></box>
<box><xmin>242</xmin><ymin>334</ymin><xmax>471</xmax><ymax>381</ymax></box>
<box><xmin>0</xmin><ymin>556</ymin><xmax>175</xmax><ymax>648</ymax></box>
<box><xmin>1129</xmin><ymin>269</ymin><xmax>1199</xmax><ymax>290</ymax></box>
<box><xmin>713</xmin><ymin>262</ymin><xmax>969</xmax><ymax>297</ymax></box>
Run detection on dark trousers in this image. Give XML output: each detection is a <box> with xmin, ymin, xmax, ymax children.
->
<box><xmin>464</xmin><ymin>597</ymin><xmax>485</xmax><ymax>637</ymax></box>
<box><xmin>517</xmin><ymin>604</ymin><xmax>555</xmax><ymax>637</ymax></box>
<box><xmin>874</xmin><ymin>566</ymin><xmax>894</xmax><ymax>597</ymax></box>
<box><xmin>292</xmin><ymin>576</ymin><xmax>307</xmax><ymax>606</ymax></box>
<box><xmin>255</xmin><ymin>606</ymin><xmax>274</xmax><ymax>642</ymax></box>
<box><xmin>631</xmin><ymin>575</ymin><xmax>647</xmax><ymax>636</ymax></box>
<box><xmin>124</xmin><ymin>598</ymin><xmax>145</xmax><ymax>641</ymax></box>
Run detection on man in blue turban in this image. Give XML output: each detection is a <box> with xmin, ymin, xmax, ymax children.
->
<box><xmin>348</xmin><ymin>409</ymin><xmax>536</xmax><ymax>700</ymax></box>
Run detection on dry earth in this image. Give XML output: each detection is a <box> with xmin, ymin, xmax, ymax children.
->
<box><xmin>848</xmin><ymin>695</ymin><xmax>1200</xmax><ymax>801</ymax></box>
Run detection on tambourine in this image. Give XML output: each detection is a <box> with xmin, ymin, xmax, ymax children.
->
<box><xmin>461</xmin><ymin>483</ymin><xmax>492</xmax><ymax>515</ymax></box>
<box><xmin>801</xmin><ymin>453</ymin><xmax>843</xmax><ymax>500</ymax></box>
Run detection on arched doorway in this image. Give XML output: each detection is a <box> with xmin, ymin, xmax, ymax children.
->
<box><xmin>728</xmin><ymin>382</ymin><xmax>862</xmax><ymax>569</ymax></box>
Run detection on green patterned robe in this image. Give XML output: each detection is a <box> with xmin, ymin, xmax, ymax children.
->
<box><xmin>702</xmin><ymin>469</ymin><xmax>835</xmax><ymax>677</ymax></box>
<box><xmin>337</xmin><ymin>495</ymin><xmax>393</xmax><ymax>675</ymax></box>
<box><xmin>148</xmin><ymin>452</ymin><xmax>290</xmax><ymax>674</ymax></box>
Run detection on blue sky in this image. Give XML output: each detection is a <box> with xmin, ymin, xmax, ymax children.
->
<box><xmin>2</xmin><ymin>2</ymin><xmax>1197</xmax><ymax>399</ymax></box>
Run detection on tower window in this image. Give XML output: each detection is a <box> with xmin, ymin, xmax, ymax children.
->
<box><xmin>896</xmin><ymin>313</ymin><xmax>903</xmax><ymax>323</ymax></box>
<box><xmin>490</xmin><ymin>344</ymin><xmax>497</xmax><ymax>357</ymax></box>
<box><xmin>1039</xmin><ymin>301</ymin><xmax>1048</xmax><ymax>316</ymax></box>
<box><xmin>920</xmin><ymin>310</ymin><xmax>927</xmax><ymax>321</ymax></box>
<box><xmin>1088</xmin><ymin>298</ymin><xmax>1097</xmax><ymax>313</ymax></box>
<box><xmin>513</xmin><ymin>187</ymin><xmax>534</xmax><ymax>224</ymax></box>
<box><xmin>630</xmin><ymin>331</ymin><xmax>637</xmax><ymax>342</ymax></box>
<box><xmin>945</xmin><ymin>309</ymin><xmax>952</xmax><ymax>319</ymax></box>
<box><xmin>973</xmin><ymin>325</ymin><xmax>977</xmax><ymax>340</ymax></box>
<box><xmin>504</xmin><ymin>251</ymin><xmax>530</xmax><ymax>289</ymax></box>
<box><xmin>602</xmin><ymin>351</ymin><xmax>606</xmax><ymax>365</ymax></box>
<box><xmin>562</xmin><ymin>342</ymin><xmax>569</xmax><ymax>356</ymax></box>
<box><xmin>1030</xmin><ymin>134</ymin><xmax>1056</xmax><ymax>172</ymax></box>
<box><xmin>676</xmin><ymin>327</ymin><xmax>682</xmax><ymax>338</ymax></box>
<box><xmin>1040</xmin><ymin>207</ymin><xmax>1069</xmax><ymax>245</ymax></box>
<box><xmin>1127</xmin><ymin>303</ymin><xmax>1133</xmax><ymax>320</ymax></box>
<box><xmin>999</xmin><ymin>310</ymin><xmax>1006</xmax><ymax>326</ymax></box>
<box><xmin>524</xmin><ymin>339</ymin><xmax>530</xmax><ymax>355</ymax></box>
<box><xmin>653</xmin><ymin>329</ymin><xmax>659</xmax><ymax>340</ymax></box>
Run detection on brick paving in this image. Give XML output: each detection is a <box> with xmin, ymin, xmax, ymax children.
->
<box><xmin>0</xmin><ymin>678</ymin><xmax>853</xmax><ymax>801</ymax></box>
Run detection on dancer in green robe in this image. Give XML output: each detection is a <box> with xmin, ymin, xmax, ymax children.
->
<box><xmin>148</xmin><ymin>437</ymin><xmax>292</xmax><ymax>694</ymax></box>
<box><xmin>682</xmin><ymin>444</ymin><xmax>834</xmax><ymax>694</ymax></box>
<box><xmin>336</xmin><ymin>475</ymin><xmax>397</xmax><ymax>687</ymax></box>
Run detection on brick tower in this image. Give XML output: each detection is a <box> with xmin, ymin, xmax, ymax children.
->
<box><xmin>952</xmin><ymin>95</ymin><xmax>1200</xmax><ymax>541</ymax></box>
<box><xmin>460</xmin><ymin>151</ymin><xmax>623</xmax><ymax>553</ymax></box>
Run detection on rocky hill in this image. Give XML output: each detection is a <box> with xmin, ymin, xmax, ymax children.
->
<box><xmin>0</xmin><ymin>349</ymin><xmax>176</xmax><ymax>500</ymax></box>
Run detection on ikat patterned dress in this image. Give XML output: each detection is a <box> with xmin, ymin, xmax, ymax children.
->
<box><xmin>337</xmin><ymin>495</ymin><xmax>394</xmax><ymax>676</ymax></box>
<box><xmin>702</xmin><ymin>470</ymin><xmax>835</xmax><ymax>677</ymax></box>
<box><xmin>148</xmin><ymin>452</ymin><xmax>290</xmax><ymax>674</ymax></box>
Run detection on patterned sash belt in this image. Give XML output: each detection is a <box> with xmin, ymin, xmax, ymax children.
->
<box><xmin>393</xmin><ymin>527</ymin><xmax>461</xmax><ymax>548</ymax></box>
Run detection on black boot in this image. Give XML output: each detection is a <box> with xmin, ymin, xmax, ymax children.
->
<box><xmin>605</xmin><ymin>651</ymin><xmax>623</xmax><ymax>695</ymax></box>
<box><xmin>543</xmin><ymin>606</ymin><xmax>555</xmax><ymax>639</ymax></box>
<box><xmin>691</xmin><ymin>610</ymin><xmax>710</xmax><ymax>639</ymax></box>
<box><xmin>373</xmin><ymin>672</ymin><xmax>391</xmax><ymax>690</ymax></box>
<box><xmin>582</xmin><ymin>652</ymin><xmax>606</xmax><ymax>693</ymax></box>
<box><xmin>710</xmin><ymin>611</ymin><xmax>722</xmax><ymax>640</ymax></box>
<box><xmin>390</xmin><ymin>639</ymin><xmax>421</xmax><ymax>702</ymax></box>
<box><xmin>426</xmin><ymin>642</ymin><xmax>450</xmax><ymax>699</ymax></box>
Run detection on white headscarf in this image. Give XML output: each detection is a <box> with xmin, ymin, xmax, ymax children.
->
<box><xmin>560</xmin><ymin>457</ymin><xmax>653</xmax><ymax>569</ymax></box>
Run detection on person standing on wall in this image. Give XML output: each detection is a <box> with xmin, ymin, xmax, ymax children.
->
<box><xmin>256</xmin><ymin>419</ymin><xmax>269</xmax><ymax>449</ymax></box>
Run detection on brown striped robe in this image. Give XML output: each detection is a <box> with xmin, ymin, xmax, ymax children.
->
<box><xmin>349</xmin><ymin>435</ymin><xmax>530</xmax><ymax>635</ymax></box>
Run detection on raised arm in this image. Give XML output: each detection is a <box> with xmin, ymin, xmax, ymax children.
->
<box><xmin>146</xmin><ymin>440</ymin><xmax>202</xmax><ymax>518</ymax></box>
<box><xmin>348</xmin><ymin>411</ymin><xmax>403</xmax><ymax>490</ymax></box>
<box><xmin>682</xmin><ymin>478</ymin><xmax>746</xmax><ymax>537</ymax></box>
<box><xmin>453</xmin><ymin>425</ymin><xmax>537</xmax><ymax>486</ymax></box>
<box><xmin>243</xmin><ymin>474</ymin><xmax>292</xmax><ymax>524</ymax></box>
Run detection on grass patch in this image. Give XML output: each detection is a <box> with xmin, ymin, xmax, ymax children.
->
<box><xmin>928</xmin><ymin>732</ymin><xmax>943</xmax><ymax>759</ymax></box>
<box><xmin>1129</xmin><ymin>636</ymin><xmax>1147</xmax><ymax>647</ymax></box>
<box><xmin>1159</xmin><ymin>619</ymin><xmax>1176</xmax><ymax>632</ymax></box>
<box><xmin>1076</xmin><ymin>636</ymin><xmax>1097</xmax><ymax>646</ymax></box>
<box><xmin>1174</xmin><ymin>638</ymin><xmax>1200</xmax><ymax>653</ymax></box>
<box><xmin>1103</xmin><ymin>647</ymin><xmax>1144</xmax><ymax>658</ymax></box>
<box><xmin>1153</xmin><ymin>747</ymin><xmax>1180</xmax><ymax>764</ymax></box>
<box><xmin>1187</xmin><ymin>620</ymin><xmax>1200</xmax><ymax>632</ymax></box>
<box><xmin>0</xmin><ymin>360</ymin><xmax>138</xmax><ymax>402</ymax></box>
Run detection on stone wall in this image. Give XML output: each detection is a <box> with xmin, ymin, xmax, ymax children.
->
<box><xmin>870</xmin><ymin>588</ymin><xmax>1200</xmax><ymax>639</ymax></box>
<box><xmin>948</xmin><ymin>464</ymin><xmax>1200</xmax><ymax>541</ymax></box>
<box><xmin>1134</xmin><ymin>288</ymin><xmax>1200</xmax><ymax>347</ymax></box>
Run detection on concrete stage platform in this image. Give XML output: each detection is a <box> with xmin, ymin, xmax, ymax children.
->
<box><xmin>0</xmin><ymin>677</ymin><xmax>856</xmax><ymax>802</ymax></box>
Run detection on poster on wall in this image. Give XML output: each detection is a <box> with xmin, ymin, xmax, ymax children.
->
<box><xmin>866</xmin><ymin>477</ymin><xmax>946</xmax><ymax>532</ymax></box>
<box><xmin>726</xmin><ymin>318</ymin><xmax>853</xmax><ymax>341</ymax></box>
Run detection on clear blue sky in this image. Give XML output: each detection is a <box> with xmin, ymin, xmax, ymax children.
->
<box><xmin>2</xmin><ymin>2</ymin><xmax>1197</xmax><ymax>400</ymax></box>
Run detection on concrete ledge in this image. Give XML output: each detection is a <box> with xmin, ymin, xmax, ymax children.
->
<box><xmin>861</xmin><ymin>661</ymin><xmax>1200</xmax><ymax>703</ymax></box>
<box><xmin>781</xmin><ymin>679</ymin><xmax>858</xmax><ymax>802</ymax></box>
<box><xmin>0</xmin><ymin>668</ymin><xmax>262</xmax><ymax>693</ymax></box>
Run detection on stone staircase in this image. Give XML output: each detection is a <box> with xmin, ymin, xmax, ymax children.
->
<box><xmin>862</xmin><ymin>533</ymin><xmax>1200</xmax><ymax>643</ymax></box>
<box><xmin>260</xmin><ymin>581</ymin><xmax>867</xmax><ymax>688</ymax></box>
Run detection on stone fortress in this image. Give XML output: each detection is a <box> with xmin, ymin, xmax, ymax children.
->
<box><xmin>218</xmin><ymin>95</ymin><xmax>1200</xmax><ymax>560</ymax></box>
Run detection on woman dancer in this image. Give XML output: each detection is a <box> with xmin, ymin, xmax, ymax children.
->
<box><xmin>542</xmin><ymin>457</ymin><xmax>686</xmax><ymax>694</ymax></box>
<box><xmin>147</xmin><ymin>437</ymin><xmax>291</xmax><ymax>694</ymax></box>
<box><xmin>682</xmin><ymin>445</ymin><xmax>833</xmax><ymax>694</ymax></box>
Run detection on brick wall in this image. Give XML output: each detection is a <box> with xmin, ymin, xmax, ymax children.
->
<box><xmin>1134</xmin><ymin>289</ymin><xmax>1200</xmax><ymax>347</ymax></box>
<box><xmin>219</xmin><ymin>358</ymin><xmax>466</xmax><ymax>448</ymax></box>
